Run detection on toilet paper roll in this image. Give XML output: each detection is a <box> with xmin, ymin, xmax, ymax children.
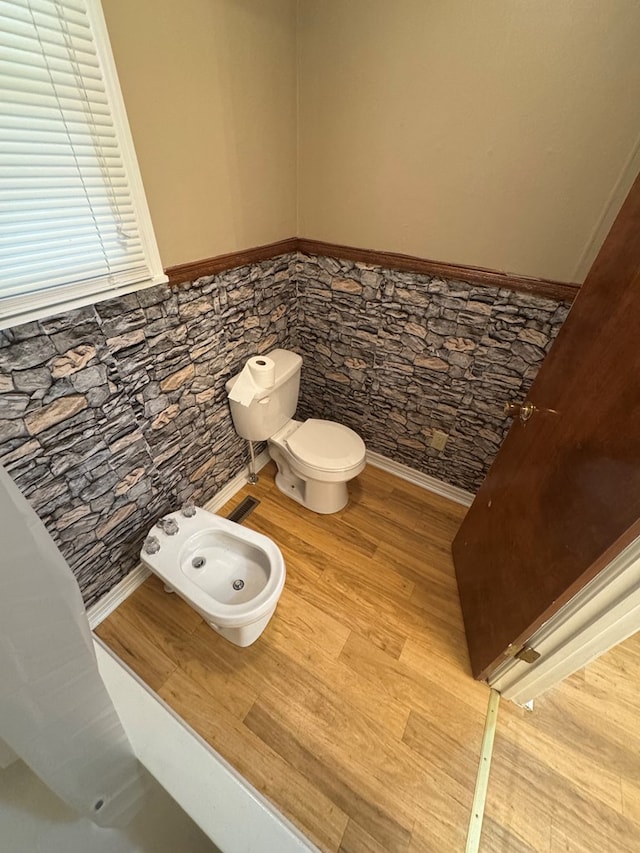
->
<box><xmin>228</xmin><ymin>354</ymin><xmax>276</xmax><ymax>407</ymax></box>
<box><xmin>228</xmin><ymin>364</ymin><xmax>257</xmax><ymax>407</ymax></box>
<box><xmin>247</xmin><ymin>355</ymin><xmax>275</xmax><ymax>389</ymax></box>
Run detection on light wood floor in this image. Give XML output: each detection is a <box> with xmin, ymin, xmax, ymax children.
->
<box><xmin>481</xmin><ymin>631</ymin><xmax>640</xmax><ymax>852</ymax></box>
<box><xmin>97</xmin><ymin>463</ymin><xmax>489</xmax><ymax>851</ymax></box>
<box><xmin>97</xmin><ymin>462</ymin><xmax>640</xmax><ymax>852</ymax></box>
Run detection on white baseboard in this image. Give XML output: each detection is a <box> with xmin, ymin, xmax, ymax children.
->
<box><xmin>87</xmin><ymin>563</ymin><xmax>151</xmax><ymax>629</ymax></box>
<box><xmin>89</xmin><ymin>448</ymin><xmax>469</xmax><ymax>628</ymax></box>
<box><xmin>87</xmin><ymin>450</ymin><xmax>272</xmax><ymax>629</ymax></box>
<box><xmin>366</xmin><ymin>450</ymin><xmax>474</xmax><ymax>506</ymax></box>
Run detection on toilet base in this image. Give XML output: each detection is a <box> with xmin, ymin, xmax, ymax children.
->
<box><xmin>206</xmin><ymin>606</ymin><xmax>276</xmax><ymax>647</ymax></box>
<box><xmin>274</xmin><ymin>470</ymin><xmax>348</xmax><ymax>514</ymax></box>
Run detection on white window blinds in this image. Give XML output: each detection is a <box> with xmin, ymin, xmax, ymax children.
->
<box><xmin>0</xmin><ymin>0</ymin><xmax>166</xmax><ymax>327</ymax></box>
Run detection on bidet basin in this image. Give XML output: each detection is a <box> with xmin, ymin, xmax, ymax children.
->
<box><xmin>180</xmin><ymin>530</ymin><xmax>270</xmax><ymax>604</ymax></box>
<box><xmin>140</xmin><ymin>507</ymin><xmax>286</xmax><ymax>646</ymax></box>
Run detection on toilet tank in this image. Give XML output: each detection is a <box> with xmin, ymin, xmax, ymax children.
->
<box><xmin>225</xmin><ymin>349</ymin><xmax>302</xmax><ymax>441</ymax></box>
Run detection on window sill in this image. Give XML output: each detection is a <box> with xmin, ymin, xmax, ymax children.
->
<box><xmin>0</xmin><ymin>273</ymin><xmax>169</xmax><ymax>333</ymax></box>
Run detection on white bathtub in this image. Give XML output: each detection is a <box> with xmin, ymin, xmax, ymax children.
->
<box><xmin>94</xmin><ymin>639</ymin><xmax>318</xmax><ymax>853</ymax></box>
<box><xmin>0</xmin><ymin>751</ymin><xmax>215</xmax><ymax>853</ymax></box>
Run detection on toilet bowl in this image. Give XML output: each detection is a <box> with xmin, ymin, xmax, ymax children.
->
<box><xmin>226</xmin><ymin>348</ymin><xmax>367</xmax><ymax>514</ymax></box>
<box><xmin>140</xmin><ymin>507</ymin><xmax>285</xmax><ymax>647</ymax></box>
<box><xmin>268</xmin><ymin>418</ymin><xmax>366</xmax><ymax>514</ymax></box>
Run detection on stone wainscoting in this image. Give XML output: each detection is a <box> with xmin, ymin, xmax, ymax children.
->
<box><xmin>296</xmin><ymin>254</ymin><xmax>569</xmax><ymax>491</ymax></box>
<box><xmin>0</xmin><ymin>255</ymin><xmax>297</xmax><ymax>605</ymax></box>
<box><xmin>0</xmin><ymin>249</ymin><xmax>570</xmax><ymax>604</ymax></box>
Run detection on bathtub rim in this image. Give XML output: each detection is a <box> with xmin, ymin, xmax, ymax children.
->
<box><xmin>94</xmin><ymin>637</ymin><xmax>318</xmax><ymax>853</ymax></box>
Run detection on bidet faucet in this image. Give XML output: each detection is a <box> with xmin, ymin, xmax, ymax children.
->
<box><xmin>181</xmin><ymin>500</ymin><xmax>196</xmax><ymax>518</ymax></box>
<box><xmin>143</xmin><ymin>535</ymin><xmax>160</xmax><ymax>555</ymax></box>
<box><xmin>157</xmin><ymin>516</ymin><xmax>179</xmax><ymax>536</ymax></box>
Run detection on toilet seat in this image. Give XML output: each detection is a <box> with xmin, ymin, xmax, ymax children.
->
<box><xmin>286</xmin><ymin>419</ymin><xmax>366</xmax><ymax>471</ymax></box>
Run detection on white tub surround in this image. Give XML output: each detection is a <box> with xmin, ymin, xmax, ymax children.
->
<box><xmin>96</xmin><ymin>641</ymin><xmax>319</xmax><ymax>853</ymax></box>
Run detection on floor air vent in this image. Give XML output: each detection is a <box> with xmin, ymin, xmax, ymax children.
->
<box><xmin>226</xmin><ymin>496</ymin><xmax>260</xmax><ymax>524</ymax></box>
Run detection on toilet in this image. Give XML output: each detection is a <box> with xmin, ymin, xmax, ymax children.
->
<box><xmin>226</xmin><ymin>349</ymin><xmax>366</xmax><ymax>514</ymax></box>
<box><xmin>140</xmin><ymin>507</ymin><xmax>286</xmax><ymax>647</ymax></box>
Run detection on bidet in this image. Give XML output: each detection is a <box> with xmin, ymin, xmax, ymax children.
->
<box><xmin>140</xmin><ymin>507</ymin><xmax>285</xmax><ymax>646</ymax></box>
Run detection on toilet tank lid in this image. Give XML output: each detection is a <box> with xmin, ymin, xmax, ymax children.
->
<box><xmin>286</xmin><ymin>419</ymin><xmax>366</xmax><ymax>470</ymax></box>
<box><xmin>268</xmin><ymin>349</ymin><xmax>302</xmax><ymax>384</ymax></box>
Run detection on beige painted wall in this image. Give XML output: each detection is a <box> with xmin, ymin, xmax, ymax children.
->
<box><xmin>103</xmin><ymin>1</ymin><xmax>640</xmax><ymax>281</ymax></box>
<box><xmin>102</xmin><ymin>0</ymin><xmax>297</xmax><ymax>268</ymax></box>
<box><xmin>297</xmin><ymin>0</ymin><xmax>640</xmax><ymax>282</ymax></box>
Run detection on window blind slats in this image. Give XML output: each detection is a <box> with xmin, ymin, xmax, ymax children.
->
<box><xmin>4</xmin><ymin>242</ymin><xmax>146</xmax><ymax>275</ymax></box>
<box><xmin>2</xmin><ymin>189</ymin><xmax>135</xmax><ymax>205</ymax></box>
<box><xmin>3</xmin><ymin>142</ymin><xmax>120</xmax><ymax>158</ymax></box>
<box><xmin>1</xmin><ymin>229</ymin><xmax>142</xmax><ymax>253</ymax></box>
<box><xmin>1</xmin><ymin>163</ymin><xmax>127</xmax><ymax>177</ymax></box>
<box><xmin>0</xmin><ymin>214</ymin><xmax>138</xmax><ymax>233</ymax></box>
<box><xmin>0</xmin><ymin>0</ymin><xmax>89</xmax><ymax>24</ymax></box>
<box><xmin>0</xmin><ymin>211</ymin><xmax>137</xmax><ymax>231</ymax></box>
<box><xmin>4</xmin><ymin>261</ymin><xmax>150</xmax><ymax>297</ymax></box>
<box><xmin>3</xmin><ymin>13</ymin><xmax>96</xmax><ymax>41</ymax></box>
<box><xmin>0</xmin><ymin>200</ymin><xmax>136</xmax><ymax>218</ymax></box>
<box><xmin>1</xmin><ymin>31</ymin><xmax>98</xmax><ymax>64</ymax></box>
<box><xmin>0</xmin><ymin>100</ymin><xmax>112</xmax><ymax>125</ymax></box>
<box><xmin>2</xmin><ymin>50</ymin><xmax>98</xmax><ymax>80</ymax></box>
<box><xmin>0</xmin><ymin>120</ymin><xmax>116</xmax><ymax>143</ymax></box>
<box><xmin>1</xmin><ymin>69</ymin><xmax>109</xmax><ymax>102</ymax></box>
<box><xmin>0</xmin><ymin>0</ymin><xmax>155</xmax><ymax>315</ymax></box>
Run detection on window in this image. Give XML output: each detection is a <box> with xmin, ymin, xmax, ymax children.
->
<box><xmin>0</xmin><ymin>0</ymin><xmax>166</xmax><ymax>329</ymax></box>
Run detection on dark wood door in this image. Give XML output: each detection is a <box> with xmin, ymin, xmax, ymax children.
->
<box><xmin>452</xmin><ymin>173</ymin><xmax>640</xmax><ymax>681</ymax></box>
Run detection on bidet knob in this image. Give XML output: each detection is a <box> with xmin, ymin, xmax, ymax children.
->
<box><xmin>181</xmin><ymin>501</ymin><xmax>196</xmax><ymax>518</ymax></box>
<box><xmin>143</xmin><ymin>535</ymin><xmax>160</xmax><ymax>555</ymax></box>
<box><xmin>157</xmin><ymin>516</ymin><xmax>179</xmax><ymax>535</ymax></box>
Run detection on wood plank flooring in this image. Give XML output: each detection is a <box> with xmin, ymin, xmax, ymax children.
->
<box><xmin>97</xmin><ymin>463</ymin><xmax>488</xmax><ymax>851</ymax></box>
<box><xmin>481</xmin><ymin>632</ymin><xmax>640</xmax><ymax>852</ymax></box>
<box><xmin>96</xmin><ymin>461</ymin><xmax>640</xmax><ymax>852</ymax></box>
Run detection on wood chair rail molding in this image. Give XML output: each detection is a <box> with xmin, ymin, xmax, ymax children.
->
<box><xmin>164</xmin><ymin>238</ymin><xmax>298</xmax><ymax>286</ymax></box>
<box><xmin>165</xmin><ymin>237</ymin><xmax>580</xmax><ymax>304</ymax></box>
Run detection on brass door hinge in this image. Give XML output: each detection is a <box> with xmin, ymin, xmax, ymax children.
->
<box><xmin>506</xmin><ymin>644</ymin><xmax>541</xmax><ymax>664</ymax></box>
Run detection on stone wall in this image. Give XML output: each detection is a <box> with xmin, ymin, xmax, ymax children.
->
<box><xmin>295</xmin><ymin>254</ymin><xmax>570</xmax><ymax>491</ymax></box>
<box><xmin>0</xmin><ymin>248</ymin><xmax>570</xmax><ymax>605</ymax></box>
<box><xmin>0</xmin><ymin>255</ymin><xmax>297</xmax><ymax>605</ymax></box>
